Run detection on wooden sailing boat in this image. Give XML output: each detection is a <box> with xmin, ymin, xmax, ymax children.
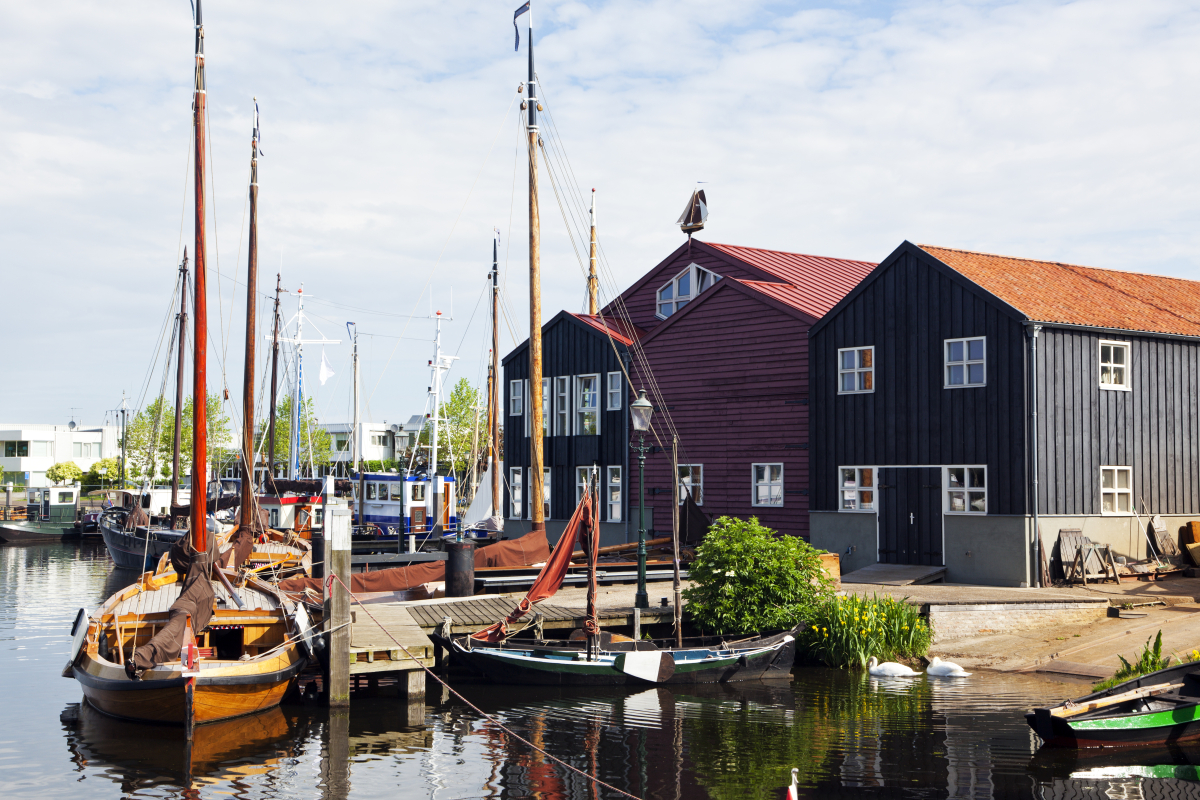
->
<box><xmin>66</xmin><ymin>2</ymin><xmax>312</xmax><ymax>725</ymax></box>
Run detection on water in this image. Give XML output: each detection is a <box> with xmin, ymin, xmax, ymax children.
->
<box><xmin>5</xmin><ymin>542</ymin><xmax>1200</xmax><ymax>799</ymax></box>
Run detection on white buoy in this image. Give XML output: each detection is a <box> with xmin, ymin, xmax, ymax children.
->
<box><xmin>927</xmin><ymin>656</ymin><xmax>972</xmax><ymax>677</ymax></box>
<box><xmin>867</xmin><ymin>656</ymin><xmax>922</xmax><ymax>677</ymax></box>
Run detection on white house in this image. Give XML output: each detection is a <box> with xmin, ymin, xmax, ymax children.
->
<box><xmin>318</xmin><ymin>415</ymin><xmax>424</xmax><ymax>477</ymax></box>
<box><xmin>0</xmin><ymin>424</ymin><xmax>121</xmax><ymax>488</ymax></box>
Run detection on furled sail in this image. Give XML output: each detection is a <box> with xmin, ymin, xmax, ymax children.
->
<box><xmin>461</xmin><ymin>466</ymin><xmax>503</xmax><ymax>532</ymax></box>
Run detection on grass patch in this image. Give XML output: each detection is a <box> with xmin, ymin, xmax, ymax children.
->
<box><xmin>800</xmin><ymin>593</ymin><xmax>933</xmax><ymax>669</ymax></box>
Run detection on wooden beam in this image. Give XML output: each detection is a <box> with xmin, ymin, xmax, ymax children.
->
<box><xmin>1051</xmin><ymin>682</ymin><xmax>1184</xmax><ymax>718</ymax></box>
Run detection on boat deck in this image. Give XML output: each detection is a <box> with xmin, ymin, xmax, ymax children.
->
<box><xmin>109</xmin><ymin>580</ymin><xmax>279</xmax><ymax>617</ymax></box>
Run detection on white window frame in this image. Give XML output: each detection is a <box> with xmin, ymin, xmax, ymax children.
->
<box><xmin>1100</xmin><ymin>340</ymin><xmax>1131</xmax><ymax>391</ymax></box>
<box><xmin>678</xmin><ymin>464</ymin><xmax>703</xmax><ymax>506</ymax></box>
<box><xmin>509</xmin><ymin>468</ymin><xmax>523</xmax><ymax>519</ymax></box>
<box><xmin>541</xmin><ymin>377</ymin><xmax>550</xmax><ymax>437</ymax></box>
<box><xmin>944</xmin><ymin>465</ymin><xmax>987</xmax><ymax>514</ymax></box>
<box><xmin>554</xmin><ymin>376</ymin><xmax>571</xmax><ymax>436</ymax></box>
<box><xmin>655</xmin><ymin>262</ymin><xmax>721</xmax><ymax>319</ymax></box>
<box><xmin>607</xmin><ymin>371</ymin><xmax>623</xmax><ymax>410</ymax></box>
<box><xmin>575</xmin><ymin>374</ymin><xmax>601</xmax><ymax>435</ymax></box>
<box><xmin>837</xmin><ymin>347</ymin><xmax>874</xmax><ymax>394</ymax></box>
<box><xmin>523</xmin><ymin>379</ymin><xmax>530</xmax><ymax>437</ymax></box>
<box><xmin>576</xmin><ymin>466</ymin><xmax>599</xmax><ymax>506</ymax></box>
<box><xmin>945</xmin><ymin>337</ymin><xmax>986</xmax><ymax>388</ymax></box>
<box><xmin>543</xmin><ymin>467</ymin><xmax>551</xmax><ymax>519</ymax></box>
<box><xmin>838</xmin><ymin>467</ymin><xmax>876</xmax><ymax>512</ymax></box>
<box><xmin>606</xmin><ymin>465</ymin><xmax>622</xmax><ymax>522</ymax></box>
<box><xmin>1101</xmin><ymin>466</ymin><xmax>1133</xmax><ymax>515</ymax></box>
<box><xmin>509</xmin><ymin>380</ymin><xmax>523</xmax><ymax>417</ymax></box>
<box><xmin>752</xmin><ymin>463</ymin><xmax>784</xmax><ymax>507</ymax></box>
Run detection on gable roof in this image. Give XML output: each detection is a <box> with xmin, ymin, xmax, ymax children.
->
<box><xmin>705</xmin><ymin>242</ymin><xmax>875</xmax><ymax>317</ymax></box>
<box><xmin>919</xmin><ymin>245</ymin><xmax>1200</xmax><ymax>338</ymax></box>
<box><xmin>568</xmin><ymin>313</ymin><xmax>644</xmax><ymax>346</ymax></box>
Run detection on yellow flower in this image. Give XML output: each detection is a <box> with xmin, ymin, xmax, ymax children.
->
<box><xmin>812</xmin><ymin>625</ymin><xmax>818</xmax><ymax>631</ymax></box>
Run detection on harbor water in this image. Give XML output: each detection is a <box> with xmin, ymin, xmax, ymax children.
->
<box><xmin>5</xmin><ymin>542</ymin><xmax>1200</xmax><ymax>799</ymax></box>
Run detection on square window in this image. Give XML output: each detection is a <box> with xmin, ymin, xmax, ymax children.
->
<box><xmin>752</xmin><ymin>463</ymin><xmax>783</xmax><ymax>507</ymax></box>
<box><xmin>838</xmin><ymin>467</ymin><xmax>874</xmax><ymax>511</ymax></box>
<box><xmin>1101</xmin><ymin>467</ymin><xmax>1132</xmax><ymax>515</ymax></box>
<box><xmin>1100</xmin><ymin>341</ymin><xmax>1131</xmax><ymax>390</ymax></box>
<box><xmin>945</xmin><ymin>466</ymin><xmax>986</xmax><ymax>514</ymax></box>
<box><xmin>837</xmin><ymin>347</ymin><xmax>875</xmax><ymax>395</ymax></box>
<box><xmin>678</xmin><ymin>465</ymin><xmax>703</xmax><ymax>506</ymax></box>
<box><xmin>945</xmin><ymin>337</ymin><xmax>985</xmax><ymax>388</ymax></box>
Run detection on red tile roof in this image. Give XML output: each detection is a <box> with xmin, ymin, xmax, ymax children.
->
<box><xmin>919</xmin><ymin>245</ymin><xmax>1200</xmax><ymax>338</ymax></box>
<box><xmin>704</xmin><ymin>242</ymin><xmax>876</xmax><ymax>319</ymax></box>
<box><xmin>569</xmin><ymin>313</ymin><xmax>644</xmax><ymax>346</ymax></box>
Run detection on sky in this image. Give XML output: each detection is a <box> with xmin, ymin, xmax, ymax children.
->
<box><xmin>3</xmin><ymin>0</ymin><xmax>1200</xmax><ymax>435</ymax></box>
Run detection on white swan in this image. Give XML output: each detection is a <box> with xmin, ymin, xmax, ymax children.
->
<box><xmin>867</xmin><ymin>656</ymin><xmax>922</xmax><ymax>677</ymax></box>
<box><xmin>787</xmin><ymin>767</ymin><xmax>798</xmax><ymax>800</ymax></box>
<box><xmin>927</xmin><ymin>656</ymin><xmax>971</xmax><ymax>677</ymax></box>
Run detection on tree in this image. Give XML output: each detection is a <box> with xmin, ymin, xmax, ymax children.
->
<box><xmin>46</xmin><ymin>461</ymin><xmax>83</xmax><ymax>485</ymax></box>
<box><xmin>418</xmin><ymin>378</ymin><xmax>484</xmax><ymax>475</ymax></box>
<box><xmin>82</xmin><ymin>457</ymin><xmax>120</xmax><ymax>490</ymax></box>
<box><xmin>258</xmin><ymin>395</ymin><xmax>331</xmax><ymax>476</ymax></box>
<box><xmin>119</xmin><ymin>393</ymin><xmax>232</xmax><ymax>485</ymax></box>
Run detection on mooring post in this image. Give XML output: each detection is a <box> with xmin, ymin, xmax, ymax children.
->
<box><xmin>4</xmin><ymin>482</ymin><xmax>11</xmax><ymax>519</ymax></box>
<box><xmin>445</xmin><ymin>540</ymin><xmax>475</xmax><ymax>597</ymax></box>
<box><xmin>328</xmin><ymin>506</ymin><xmax>351</xmax><ymax>708</ymax></box>
<box><xmin>184</xmin><ymin>675</ymin><xmax>196</xmax><ymax>740</ymax></box>
<box><xmin>633</xmin><ymin>607</ymin><xmax>641</xmax><ymax>641</ymax></box>
<box><xmin>321</xmin><ymin>707</ymin><xmax>350</xmax><ymax>798</ymax></box>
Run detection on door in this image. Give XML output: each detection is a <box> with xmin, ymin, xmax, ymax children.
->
<box><xmin>878</xmin><ymin>468</ymin><xmax>943</xmax><ymax>566</ymax></box>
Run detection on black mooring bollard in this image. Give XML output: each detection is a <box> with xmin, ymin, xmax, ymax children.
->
<box><xmin>446</xmin><ymin>541</ymin><xmax>475</xmax><ymax>597</ymax></box>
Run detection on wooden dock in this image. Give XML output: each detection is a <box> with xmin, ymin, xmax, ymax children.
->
<box><xmin>403</xmin><ymin>595</ymin><xmax>675</xmax><ymax>635</ymax></box>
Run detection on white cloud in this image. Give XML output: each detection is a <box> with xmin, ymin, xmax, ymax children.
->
<box><xmin>2</xmin><ymin>0</ymin><xmax>1198</xmax><ymax>429</ymax></box>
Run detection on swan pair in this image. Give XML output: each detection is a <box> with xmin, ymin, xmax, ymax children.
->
<box><xmin>867</xmin><ymin>655</ymin><xmax>971</xmax><ymax>677</ymax></box>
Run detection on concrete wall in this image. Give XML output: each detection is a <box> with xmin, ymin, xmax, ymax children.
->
<box><xmin>928</xmin><ymin>600</ymin><xmax>1108</xmax><ymax>644</ymax></box>
<box><xmin>808</xmin><ymin>511</ymin><xmax>877</xmax><ymax>574</ymax></box>
<box><xmin>1037</xmin><ymin>514</ymin><xmax>1200</xmax><ymax>564</ymax></box>
<box><xmin>943</xmin><ymin>515</ymin><xmax>1031</xmax><ymax>587</ymax></box>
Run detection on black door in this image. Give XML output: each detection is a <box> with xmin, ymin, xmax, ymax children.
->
<box><xmin>879</xmin><ymin>467</ymin><xmax>943</xmax><ymax>566</ymax></box>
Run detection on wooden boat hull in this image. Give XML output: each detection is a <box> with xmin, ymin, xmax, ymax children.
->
<box><xmin>0</xmin><ymin>520</ymin><xmax>71</xmax><ymax>543</ymax></box>
<box><xmin>1028</xmin><ymin>661</ymin><xmax>1200</xmax><ymax>748</ymax></box>
<box><xmin>442</xmin><ymin>629</ymin><xmax>797</xmax><ymax>686</ymax></box>
<box><xmin>99</xmin><ymin>517</ymin><xmax>185</xmax><ymax>570</ymax></box>
<box><xmin>73</xmin><ymin>650</ymin><xmax>306</xmax><ymax>725</ymax></box>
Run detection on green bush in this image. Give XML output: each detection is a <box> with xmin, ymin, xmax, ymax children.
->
<box><xmin>1092</xmin><ymin>630</ymin><xmax>1172</xmax><ymax>692</ymax></box>
<box><xmin>46</xmin><ymin>461</ymin><xmax>83</xmax><ymax>485</ymax></box>
<box><xmin>682</xmin><ymin>516</ymin><xmax>834</xmax><ymax>634</ymax></box>
<box><xmin>801</xmin><ymin>593</ymin><xmax>933</xmax><ymax>669</ymax></box>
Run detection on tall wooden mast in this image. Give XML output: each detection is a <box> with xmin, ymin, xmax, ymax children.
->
<box><xmin>490</xmin><ymin>236</ymin><xmax>501</xmax><ymax>518</ymax></box>
<box><xmin>191</xmin><ymin>0</ymin><xmax>208</xmax><ymax>553</ymax></box>
<box><xmin>588</xmin><ymin>189</ymin><xmax>598</xmax><ymax>315</ymax></box>
<box><xmin>525</xmin><ymin>3</ymin><xmax>544</xmax><ymax>532</ymax></box>
<box><xmin>239</xmin><ymin>100</ymin><xmax>260</xmax><ymax>530</ymax></box>
<box><xmin>171</xmin><ymin>250</ymin><xmax>188</xmax><ymax>510</ymax></box>
<box><xmin>268</xmin><ymin>273</ymin><xmax>281</xmax><ymax>482</ymax></box>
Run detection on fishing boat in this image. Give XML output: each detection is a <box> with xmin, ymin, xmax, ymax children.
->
<box><xmin>0</xmin><ymin>485</ymin><xmax>83</xmax><ymax>543</ymax></box>
<box><xmin>435</xmin><ymin>484</ymin><xmax>798</xmax><ymax>686</ymax></box>
<box><xmin>67</xmin><ymin>564</ymin><xmax>313</xmax><ymax>724</ymax></box>
<box><xmin>1027</xmin><ymin>661</ymin><xmax>1200</xmax><ymax>747</ymax></box>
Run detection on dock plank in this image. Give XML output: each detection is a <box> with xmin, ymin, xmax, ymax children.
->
<box><xmin>841</xmin><ymin>563</ymin><xmax>947</xmax><ymax>586</ymax></box>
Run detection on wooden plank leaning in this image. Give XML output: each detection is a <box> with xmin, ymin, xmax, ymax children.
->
<box><xmin>1051</xmin><ymin>681</ymin><xmax>1185</xmax><ymax>718</ymax></box>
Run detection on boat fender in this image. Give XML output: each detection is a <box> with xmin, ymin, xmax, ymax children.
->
<box><xmin>292</xmin><ymin>604</ymin><xmax>314</xmax><ymax>657</ymax></box>
<box><xmin>616</xmin><ymin>651</ymin><xmax>675</xmax><ymax>683</ymax></box>
<box><xmin>64</xmin><ymin>607</ymin><xmax>89</xmax><ymax>678</ymax></box>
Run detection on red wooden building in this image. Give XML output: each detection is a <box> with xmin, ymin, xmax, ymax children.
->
<box><xmin>610</xmin><ymin>240</ymin><xmax>875</xmax><ymax>539</ymax></box>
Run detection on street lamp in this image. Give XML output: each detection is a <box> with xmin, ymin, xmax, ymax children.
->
<box><xmin>629</xmin><ymin>389</ymin><xmax>654</xmax><ymax>610</ymax></box>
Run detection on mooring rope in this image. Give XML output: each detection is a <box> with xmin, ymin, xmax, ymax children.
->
<box><xmin>327</xmin><ymin>573</ymin><xmax>641</xmax><ymax>800</ymax></box>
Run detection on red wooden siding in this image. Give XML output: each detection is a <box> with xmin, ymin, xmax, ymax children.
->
<box><xmin>628</xmin><ymin>283</ymin><xmax>813</xmax><ymax>539</ymax></box>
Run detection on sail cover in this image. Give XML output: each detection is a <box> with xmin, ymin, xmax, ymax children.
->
<box><xmin>461</xmin><ymin>466</ymin><xmax>502</xmax><ymax>532</ymax></box>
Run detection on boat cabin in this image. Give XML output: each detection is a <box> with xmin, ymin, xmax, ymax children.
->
<box><xmin>27</xmin><ymin>485</ymin><xmax>80</xmax><ymax>524</ymax></box>
<box><xmin>258</xmin><ymin>494</ymin><xmax>324</xmax><ymax>539</ymax></box>
<box><xmin>352</xmin><ymin>471</ymin><xmax>458</xmax><ymax>542</ymax></box>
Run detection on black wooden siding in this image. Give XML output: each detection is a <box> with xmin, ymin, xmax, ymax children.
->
<box><xmin>502</xmin><ymin>313</ymin><xmax>629</xmax><ymax>520</ymax></box>
<box><xmin>811</xmin><ymin>246</ymin><xmax>1028</xmax><ymax>514</ymax></box>
<box><xmin>1034</xmin><ymin>329</ymin><xmax>1200</xmax><ymax>515</ymax></box>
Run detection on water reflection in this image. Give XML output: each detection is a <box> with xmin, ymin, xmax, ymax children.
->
<box><xmin>7</xmin><ymin>542</ymin><xmax>1200</xmax><ymax>799</ymax></box>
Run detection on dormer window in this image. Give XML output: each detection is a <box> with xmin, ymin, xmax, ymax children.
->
<box><xmin>656</xmin><ymin>263</ymin><xmax>720</xmax><ymax>319</ymax></box>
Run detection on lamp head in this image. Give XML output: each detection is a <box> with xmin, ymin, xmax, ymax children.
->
<box><xmin>630</xmin><ymin>389</ymin><xmax>653</xmax><ymax>432</ymax></box>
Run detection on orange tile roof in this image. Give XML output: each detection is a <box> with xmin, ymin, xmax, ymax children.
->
<box><xmin>919</xmin><ymin>245</ymin><xmax>1200</xmax><ymax>338</ymax></box>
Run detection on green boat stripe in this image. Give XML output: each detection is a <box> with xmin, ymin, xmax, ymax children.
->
<box><xmin>1071</xmin><ymin>702</ymin><xmax>1200</xmax><ymax>731</ymax></box>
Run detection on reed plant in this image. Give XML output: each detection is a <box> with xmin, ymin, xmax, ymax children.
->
<box><xmin>800</xmin><ymin>593</ymin><xmax>933</xmax><ymax>669</ymax></box>
<box><xmin>1092</xmin><ymin>630</ymin><xmax>1173</xmax><ymax>692</ymax></box>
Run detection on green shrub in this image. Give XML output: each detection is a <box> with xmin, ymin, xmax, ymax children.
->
<box><xmin>801</xmin><ymin>593</ymin><xmax>933</xmax><ymax>669</ymax></box>
<box><xmin>1092</xmin><ymin>630</ymin><xmax>1172</xmax><ymax>692</ymax></box>
<box><xmin>682</xmin><ymin>516</ymin><xmax>834</xmax><ymax>634</ymax></box>
<box><xmin>46</xmin><ymin>461</ymin><xmax>83</xmax><ymax>485</ymax></box>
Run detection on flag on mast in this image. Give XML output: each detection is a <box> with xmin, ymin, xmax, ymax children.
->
<box><xmin>513</xmin><ymin>1</ymin><xmax>529</xmax><ymax>51</ymax></box>
<box><xmin>253</xmin><ymin>99</ymin><xmax>264</xmax><ymax>156</ymax></box>
<box><xmin>319</xmin><ymin>349</ymin><xmax>335</xmax><ymax>385</ymax></box>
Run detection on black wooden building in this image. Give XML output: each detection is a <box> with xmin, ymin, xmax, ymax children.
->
<box><xmin>502</xmin><ymin>311</ymin><xmax>637</xmax><ymax>545</ymax></box>
<box><xmin>809</xmin><ymin>241</ymin><xmax>1200</xmax><ymax>586</ymax></box>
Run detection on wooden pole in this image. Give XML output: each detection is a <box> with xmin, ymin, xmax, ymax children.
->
<box><xmin>588</xmin><ymin>189</ymin><xmax>598</xmax><ymax>315</ymax></box>
<box><xmin>527</xmin><ymin>18</ymin><xmax>544</xmax><ymax>534</ymax></box>
<box><xmin>191</xmin><ymin>0</ymin><xmax>208</xmax><ymax>555</ymax></box>
<box><xmin>268</xmin><ymin>272</ymin><xmax>279</xmax><ymax>484</ymax></box>
<box><xmin>327</xmin><ymin>506</ymin><xmax>351</xmax><ymax>707</ymax></box>
<box><xmin>172</xmin><ymin>252</ymin><xmax>188</xmax><ymax>510</ymax></box>
<box><xmin>240</xmin><ymin>102</ymin><xmax>259</xmax><ymax>530</ymax></box>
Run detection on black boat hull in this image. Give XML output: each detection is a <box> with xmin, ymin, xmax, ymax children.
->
<box><xmin>99</xmin><ymin>517</ymin><xmax>185</xmax><ymax>570</ymax></box>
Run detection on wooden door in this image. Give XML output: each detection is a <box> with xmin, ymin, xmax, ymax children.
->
<box><xmin>879</xmin><ymin>468</ymin><xmax>942</xmax><ymax>566</ymax></box>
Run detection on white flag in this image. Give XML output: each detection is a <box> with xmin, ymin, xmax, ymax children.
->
<box><xmin>319</xmin><ymin>349</ymin><xmax>335</xmax><ymax>385</ymax></box>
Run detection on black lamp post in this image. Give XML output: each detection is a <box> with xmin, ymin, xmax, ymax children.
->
<box><xmin>629</xmin><ymin>389</ymin><xmax>654</xmax><ymax>610</ymax></box>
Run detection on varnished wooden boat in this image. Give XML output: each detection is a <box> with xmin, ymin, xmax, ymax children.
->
<box><xmin>66</xmin><ymin>567</ymin><xmax>315</xmax><ymax>725</ymax></box>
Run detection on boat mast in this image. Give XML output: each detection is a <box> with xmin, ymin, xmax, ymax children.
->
<box><xmin>588</xmin><ymin>189</ymin><xmax>598</xmax><ymax>315</ymax></box>
<box><xmin>289</xmin><ymin>285</ymin><xmax>305</xmax><ymax>479</ymax></box>
<box><xmin>171</xmin><ymin>250</ymin><xmax>188</xmax><ymax>510</ymax></box>
<box><xmin>351</xmin><ymin>324</ymin><xmax>359</xmax><ymax>477</ymax></box>
<box><xmin>191</xmin><ymin>0</ymin><xmax>209</xmax><ymax>553</ymax></box>
<box><xmin>239</xmin><ymin>99</ymin><xmax>260</xmax><ymax>531</ymax></box>
<box><xmin>430</xmin><ymin>311</ymin><xmax>443</xmax><ymax>490</ymax></box>
<box><xmin>525</xmin><ymin>2</ymin><xmax>544</xmax><ymax>533</ymax></box>
<box><xmin>267</xmin><ymin>273</ymin><xmax>281</xmax><ymax>484</ymax></box>
<box><xmin>490</xmin><ymin>236</ymin><xmax>501</xmax><ymax>518</ymax></box>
